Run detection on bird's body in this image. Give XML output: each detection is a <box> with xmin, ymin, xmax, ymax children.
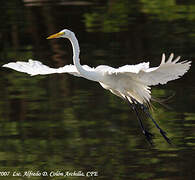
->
<box><xmin>2</xmin><ymin>29</ymin><xmax>191</xmax><ymax>144</ymax></box>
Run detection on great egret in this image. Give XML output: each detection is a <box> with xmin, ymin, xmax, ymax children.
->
<box><xmin>2</xmin><ymin>29</ymin><xmax>191</xmax><ymax>144</ymax></box>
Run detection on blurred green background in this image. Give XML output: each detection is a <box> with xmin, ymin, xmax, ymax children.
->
<box><xmin>0</xmin><ymin>0</ymin><xmax>195</xmax><ymax>179</ymax></box>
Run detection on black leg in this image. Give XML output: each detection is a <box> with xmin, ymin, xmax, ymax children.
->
<box><xmin>126</xmin><ymin>97</ymin><xmax>154</xmax><ymax>145</ymax></box>
<box><xmin>132</xmin><ymin>98</ymin><xmax>171</xmax><ymax>144</ymax></box>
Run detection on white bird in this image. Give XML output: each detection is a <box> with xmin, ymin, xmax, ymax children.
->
<box><xmin>2</xmin><ymin>29</ymin><xmax>191</xmax><ymax>144</ymax></box>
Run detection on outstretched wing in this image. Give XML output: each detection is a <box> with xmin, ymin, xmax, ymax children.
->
<box><xmin>138</xmin><ymin>53</ymin><xmax>191</xmax><ymax>86</ymax></box>
<box><xmin>106</xmin><ymin>53</ymin><xmax>191</xmax><ymax>86</ymax></box>
<box><xmin>2</xmin><ymin>59</ymin><xmax>93</xmax><ymax>77</ymax></box>
<box><xmin>98</xmin><ymin>54</ymin><xmax>191</xmax><ymax>103</ymax></box>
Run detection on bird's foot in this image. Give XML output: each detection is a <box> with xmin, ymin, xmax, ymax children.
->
<box><xmin>143</xmin><ymin>130</ymin><xmax>154</xmax><ymax>145</ymax></box>
<box><xmin>159</xmin><ymin>129</ymin><xmax>171</xmax><ymax>144</ymax></box>
<box><xmin>139</xmin><ymin>102</ymin><xmax>171</xmax><ymax>144</ymax></box>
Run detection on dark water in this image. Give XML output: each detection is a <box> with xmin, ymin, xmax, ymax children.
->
<box><xmin>0</xmin><ymin>0</ymin><xmax>195</xmax><ymax>179</ymax></box>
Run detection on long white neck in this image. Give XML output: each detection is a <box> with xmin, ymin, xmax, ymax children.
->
<box><xmin>68</xmin><ymin>32</ymin><xmax>99</xmax><ymax>82</ymax></box>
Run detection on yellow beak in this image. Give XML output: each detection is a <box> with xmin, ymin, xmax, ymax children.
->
<box><xmin>47</xmin><ymin>32</ymin><xmax>64</xmax><ymax>39</ymax></box>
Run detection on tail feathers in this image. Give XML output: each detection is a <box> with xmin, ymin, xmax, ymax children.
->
<box><xmin>126</xmin><ymin>82</ymin><xmax>151</xmax><ymax>104</ymax></box>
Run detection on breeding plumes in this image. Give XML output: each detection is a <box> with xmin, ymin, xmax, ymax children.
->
<box><xmin>2</xmin><ymin>29</ymin><xmax>191</xmax><ymax>144</ymax></box>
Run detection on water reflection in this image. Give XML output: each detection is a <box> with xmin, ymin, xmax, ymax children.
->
<box><xmin>0</xmin><ymin>0</ymin><xmax>195</xmax><ymax>179</ymax></box>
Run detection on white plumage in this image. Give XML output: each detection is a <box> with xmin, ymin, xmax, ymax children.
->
<box><xmin>2</xmin><ymin>29</ymin><xmax>191</xmax><ymax>105</ymax></box>
<box><xmin>2</xmin><ymin>29</ymin><xmax>191</xmax><ymax>144</ymax></box>
<box><xmin>3</xmin><ymin>53</ymin><xmax>191</xmax><ymax>104</ymax></box>
<box><xmin>2</xmin><ymin>59</ymin><xmax>93</xmax><ymax>77</ymax></box>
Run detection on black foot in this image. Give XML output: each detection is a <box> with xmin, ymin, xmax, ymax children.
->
<box><xmin>143</xmin><ymin>130</ymin><xmax>154</xmax><ymax>145</ymax></box>
<box><xmin>160</xmin><ymin>129</ymin><xmax>171</xmax><ymax>144</ymax></box>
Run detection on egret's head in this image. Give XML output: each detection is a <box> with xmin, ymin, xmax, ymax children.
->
<box><xmin>47</xmin><ymin>29</ymin><xmax>73</xmax><ymax>39</ymax></box>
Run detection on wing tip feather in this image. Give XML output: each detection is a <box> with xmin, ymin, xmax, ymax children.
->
<box><xmin>2</xmin><ymin>64</ymin><xmax>7</xmax><ymax>68</ymax></box>
<box><xmin>161</xmin><ymin>53</ymin><xmax>166</xmax><ymax>64</ymax></box>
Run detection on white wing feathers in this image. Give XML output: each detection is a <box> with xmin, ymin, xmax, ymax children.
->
<box><xmin>107</xmin><ymin>62</ymin><xmax>149</xmax><ymax>74</ymax></box>
<box><xmin>105</xmin><ymin>53</ymin><xmax>191</xmax><ymax>86</ymax></box>
<box><xmin>140</xmin><ymin>53</ymin><xmax>191</xmax><ymax>86</ymax></box>
<box><xmin>2</xmin><ymin>59</ymin><xmax>93</xmax><ymax>77</ymax></box>
<box><xmin>98</xmin><ymin>53</ymin><xmax>191</xmax><ymax>103</ymax></box>
<box><xmin>2</xmin><ymin>54</ymin><xmax>191</xmax><ymax>104</ymax></box>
